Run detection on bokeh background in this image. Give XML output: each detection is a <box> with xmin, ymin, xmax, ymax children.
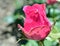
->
<box><xmin>0</xmin><ymin>0</ymin><xmax>60</xmax><ymax>46</ymax></box>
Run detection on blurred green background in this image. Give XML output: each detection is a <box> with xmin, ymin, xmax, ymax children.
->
<box><xmin>0</xmin><ymin>0</ymin><xmax>60</xmax><ymax>46</ymax></box>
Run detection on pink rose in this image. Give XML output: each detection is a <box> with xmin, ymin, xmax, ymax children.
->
<box><xmin>18</xmin><ymin>4</ymin><xmax>51</xmax><ymax>40</ymax></box>
<box><xmin>47</xmin><ymin>0</ymin><xmax>57</xmax><ymax>4</ymax></box>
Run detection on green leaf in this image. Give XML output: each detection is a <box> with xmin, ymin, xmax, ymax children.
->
<box><xmin>25</xmin><ymin>40</ymin><xmax>38</xmax><ymax>46</ymax></box>
<box><xmin>49</xmin><ymin>22</ymin><xmax>60</xmax><ymax>40</ymax></box>
<box><xmin>34</xmin><ymin>0</ymin><xmax>45</xmax><ymax>3</ymax></box>
<box><xmin>44</xmin><ymin>39</ymin><xmax>52</xmax><ymax>46</ymax></box>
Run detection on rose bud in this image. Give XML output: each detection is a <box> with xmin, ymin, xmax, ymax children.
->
<box><xmin>18</xmin><ymin>4</ymin><xmax>51</xmax><ymax>40</ymax></box>
<box><xmin>46</xmin><ymin>0</ymin><xmax>57</xmax><ymax>4</ymax></box>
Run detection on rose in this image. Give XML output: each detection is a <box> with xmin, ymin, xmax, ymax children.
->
<box><xmin>46</xmin><ymin>0</ymin><xmax>57</xmax><ymax>4</ymax></box>
<box><xmin>18</xmin><ymin>4</ymin><xmax>51</xmax><ymax>40</ymax></box>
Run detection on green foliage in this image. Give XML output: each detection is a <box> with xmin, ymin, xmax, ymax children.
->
<box><xmin>44</xmin><ymin>39</ymin><xmax>52</xmax><ymax>46</ymax></box>
<box><xmin>25</xmin><ymin>40</ymin><xmax>38</xmax><ymax>46</ymax></box>
<box><xmin>34</xmin><ymin>0</ymin><xmax>45</xmax><ymax>3</ymax></box>
<box><xmin>15</xmin><ymin>0</ymin><xmax>24</xmax><ymax>9</ymax></box>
